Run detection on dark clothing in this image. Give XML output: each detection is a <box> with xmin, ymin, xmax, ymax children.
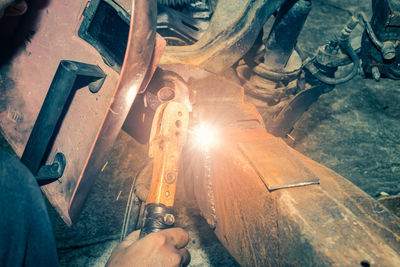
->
<box><xmin>0</xmin><ymin>150</ymin><xmax>59</xmax><ymax>266</ymax></box>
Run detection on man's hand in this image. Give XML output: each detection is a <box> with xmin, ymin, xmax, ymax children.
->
<box><xmin>106</xmin><ymin>228</ymin><xmax>190</xmax><ymax>267</ymax></box>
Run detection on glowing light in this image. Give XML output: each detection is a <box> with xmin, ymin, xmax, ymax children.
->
<box><xmin>192</xmin><ymin>123</ymin><xmax>218</xmax><ymax>149</ymax></box>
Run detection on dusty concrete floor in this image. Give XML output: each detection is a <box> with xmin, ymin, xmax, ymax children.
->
<box><xmin>290</xmin><ymin>0</ymin><xmax>400</xmax><ymax>199</ymax></box>
<box><xmin>1</xmin><ymin>0</ymin><xmax>399</xmax><ymax>266</ymax></box>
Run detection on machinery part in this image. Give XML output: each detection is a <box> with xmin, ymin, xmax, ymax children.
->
<box><xmin>262</xmin><ymin>13</ymin><xmax>361</xmax><ymax>136</ymax></box>
<box><xmin>361</xmin><ymin>0</ymin><xmax>400</xmax><ymax>79</ymax></box>
<box><xmin>305</xmin><ymin>15</ymin><xmax>361</xmax><ymax>85</ymax></box>
<box><xmin>78</xmin><ymin>0</ymin><xmax>210</xmax><ymax>69</ymax></box>
<box><xmin>357</xmin><ymin>12</ymin><xmax>398</xmax><ymax>61</ymax></box>
<box><xmin>236</xmin><ymin>48</ymin><xmax>305</xmax><ymax>135</ymax></box>
<box><xmin>158</xmin><ymin>0</ymin><xmax>194</xmax><ymax>6</ymax></box>
<box><xmin>161</xmin><ymin>0</ymin><xmax>287</xmax><ymax>73</ymax></box>
<box><xmin>140</xmin><ymin>203</ymin><xmax>175</xmax><ymax>238</ymax></box>
<box><xmin>263</xmin><ymin>0</ymin><xmax>312</xmax><ymax>70</ymax></box>
<box><xmin>267</xmin><ymin>84</ymin><xmax>327</xmax><ymax>137</ymax></box>
<box><xmin>252</xmin><ymin>14</ymin><xmax>361</xmax><ymax>135</ymax></box>
<box><xmin>183</xmin><ymin>0</ymin><xmax>214</xmax><ymax>20</ymax></box>
<box><xmin>139</xmin><ymin>101</ymin><xmax>189</xmax><ymax>237</ymax></box>
<box><xmin>307</xmin><ymin>10</ymin><xmax>400</xmax><ymax>84</ymax></box>
<box><xmin>233</xmin><ymin>0</ymin><xmax>314</xmax><ymax>137</ymax></box>
<box><xmin>123</xmin><ymin>68</ymin><xmax>192</xmax><ymax>144</ymax></box>
<box><xmin>21</xmin><ymin>60</ymin><xmax>106</xmax><ymax>184</ymax></box>
<box><xmin>157</xmin><ymin>5</ymin><xmax>208</xmax><ymax>46</ymax></box>
<box><xmin>183</xmin><ymin>64</ymin><xmax>400</xmax><ymax>266</ymax></box>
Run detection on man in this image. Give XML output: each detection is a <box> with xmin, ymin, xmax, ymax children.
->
<box><xmin>0</xmin><ymin>1</ymin><xmax>190</xmax><ymax>266</ymax></box>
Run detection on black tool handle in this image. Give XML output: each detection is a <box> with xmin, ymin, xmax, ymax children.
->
<box><xmin>139</xmin><ymin>203</ymin><xmax>175</xmax><ymax>239</ymax></box>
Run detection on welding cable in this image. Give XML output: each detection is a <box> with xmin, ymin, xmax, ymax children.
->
<box><xmin>120</xmin><ymin>159</ymin><xmax>153</xmax><ymax>241</ymax></box>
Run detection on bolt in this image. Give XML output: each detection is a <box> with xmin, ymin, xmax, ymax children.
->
<box><xmin>371</xmin><ymin>66</ymin><xmax>380</xmax><ymax>81</ymax></box>
<box><xmin>165</xmin><ymin>191</ymin><xmax>170</xmax><ymax>197</ymax></box>
<box><xmin>163</xmin><ymin>214</ymin><xmax>175</xmax><ymax>226</ymax></box>
<box><xmin>52</xmin><ymin>162</ymin><xmax>60</xmax><ymax>172</ymax></box>
<box><xmin>157</xmin><ymin>87</ymin><xmax>175</xmax><ymax>102</ymax></box>
<box><xmin>166</xmin><ymin>172</ymin><xmax>176</xmax><ymax>183</ymax></box>
<box><xmin>382</xmin><ymin>41</ymin><xmax>396</xmax><ymax>60</ymax></box>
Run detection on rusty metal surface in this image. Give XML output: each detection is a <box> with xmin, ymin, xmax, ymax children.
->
<box><xmin>379</xmin><ymin>195</ymin><xmax>400</xmax><ymax>217</ymax></box>
<box><xmin>183</xmin><ymin>69</ymin><xmax>400</xmax><ymax>266</ymax></box>
<box><xmin>238</xmin><ymin>138</ymin><xmax>319</xmax><ymax>190</ymax></box>
<box><xmin>0</xmin><ymin>0</ymin><xmax>161</xmax><ymax>225</ymax></box>
<box><xmin>0</xmin><ymin>0</ymin><xmax>119</xmax><ymax>225</ymax></box>
<box><xmin>210</xmin><ymin>128</ymin><xmax>400</xmax><ymax>266</ymax></box>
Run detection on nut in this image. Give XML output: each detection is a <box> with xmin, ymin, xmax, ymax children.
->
<box><xmin>163</xmin><ymin>214</ymin><xmax>175</xmax><ymax>226</ymax></box>
<box><xmin>157</xmin><ymin>87</ymin><xmax>175</xmax><ymax>102</ymax></box>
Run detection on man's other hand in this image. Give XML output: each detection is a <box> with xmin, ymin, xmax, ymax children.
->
<box><xmin>106</xmin><ymin>228</ymin><xmax>190</xmax><ymax>267</ymax></box>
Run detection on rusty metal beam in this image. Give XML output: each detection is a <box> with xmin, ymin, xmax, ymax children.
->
<box><xmin>179</xmin><ymin>64</ymin><xmax>400</xmax><ymax>266</ymax></box>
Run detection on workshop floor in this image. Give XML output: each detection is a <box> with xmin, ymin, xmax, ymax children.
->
<box><xmin>1</xmin><ymin>0</ymin><xmax>399</xmax><ymax>266</ymax></box>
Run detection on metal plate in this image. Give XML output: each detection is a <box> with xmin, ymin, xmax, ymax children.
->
<box><xmin>238</xmin><ymin>137</ymin><xmax>319</xmax><ymax>190</ymax></box>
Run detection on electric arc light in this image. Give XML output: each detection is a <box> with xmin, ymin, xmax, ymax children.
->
<box><xmin>192</xmin><ymin>123</ymin><xmax>218</xmax><ymax>149</ymax></box>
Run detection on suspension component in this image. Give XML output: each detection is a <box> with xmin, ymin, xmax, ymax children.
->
<box><xmin>235</xmin><ymin>0</ymin><xmax>312</xmax><ymax>137</ymax></box>
<box><xmin>361</xmin><ymin>0</ymin><xmax>400</xmax><ymax>79</ymax></box>
<box><xmin>263</xmin><ymin>0</ymin><xmax>312</xmax><ymax>70</ymax></box>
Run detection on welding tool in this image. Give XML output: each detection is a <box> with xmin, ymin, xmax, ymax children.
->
<box><xmin>139</xmin><ymin>101</ymin><xmax>189</xmax><ymax>238</ymax></box>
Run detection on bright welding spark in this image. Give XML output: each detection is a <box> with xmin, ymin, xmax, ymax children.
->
<box><xmin>192</xmin><ymin>123</ymin><xmax>218</xmax><ymax>149</ymax></box>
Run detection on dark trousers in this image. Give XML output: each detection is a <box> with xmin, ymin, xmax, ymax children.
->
<box><xmin>0</xmin><ymin>150</ymin><xmax>59</xmax><ymax>266</ymax></box>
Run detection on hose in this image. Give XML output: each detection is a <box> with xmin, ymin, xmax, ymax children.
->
<box><xmin>357</xmin><ymin>12</ymin><xmax>383</xmax><ymax>50</ymax></box>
